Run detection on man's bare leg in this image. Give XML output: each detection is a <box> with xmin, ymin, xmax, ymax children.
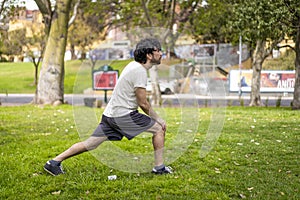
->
<box><xmin>44</xmin><ymin>136</ymin><xmax>108</xmax><ymax>175</ymax></box>
<box><xmin>147</xmin><ymin>122</ymin><xmax>165</xmax><ymax>166</ymax></box>
<box><xmin>53</xmin><ymin>136</ymin><xmax>108</xmax><ymax>162</ymax></box>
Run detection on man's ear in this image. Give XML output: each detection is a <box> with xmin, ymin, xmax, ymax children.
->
<box><xmin>146</xmin><ymin>53</ymin><xmax>153</xmax><ymax>60</ymax></box>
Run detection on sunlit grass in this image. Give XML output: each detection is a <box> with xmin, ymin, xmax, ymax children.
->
<box><xmin>0</xmin><ymin>105</ymin><xmax>299</xmax><ymax>199</ymax></box>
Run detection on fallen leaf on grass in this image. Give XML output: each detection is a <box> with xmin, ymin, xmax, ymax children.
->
<box><xmin>32</xmin><ymin>173</ymin><xmax>39</xmax><ymax>177</ymax></box>
<box><xmin>233</xmin><ymin>161</ymin><xmax>240</xmax><ymax>166</ymax></box>
<box><xmin>239</xmin><ymin>194</ymin><xmax>246</xmax><ymax>199</ymax></box>
<box><xmin>52</xmin><ymin>190</ymin><xmax>61</xmax><ymax>195</ymax></box>
<box><xmin>247</xmin><ymin>187</ymin><xmax>254</xmax><ymax>191</ymax></box>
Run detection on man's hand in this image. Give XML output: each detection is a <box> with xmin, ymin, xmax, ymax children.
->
<box><xmin>156</xmin><ymin>118</ymin><xmax>166</xmax><ymax>132</ymax></box>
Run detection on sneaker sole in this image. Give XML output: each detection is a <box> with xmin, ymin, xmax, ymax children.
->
<box><xmin>44</xmin><ymin>166</ymin><xmax>59</xmax><ymax>176</ymax></box>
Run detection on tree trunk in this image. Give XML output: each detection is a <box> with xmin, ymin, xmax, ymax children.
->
<box><xmin>249</xmin><ymin>40</ymin><xmax>266</xmax><ymax>106</ymax></box>
<box><xmin>292</xmin><ymin>21</ymin><xmax>300</xmax><ymax>110</ymax></box>
<box><xmin>36</xmin><ymin>0</ymin><xmax>72</xmax><ymax>105</ymax></box>
<box><xmin>70</xmin><ymin>44</ymin><xmax>77</xmax><ymax>60</ymax></box>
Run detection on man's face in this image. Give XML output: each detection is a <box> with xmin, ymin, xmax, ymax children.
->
<box><xmin>150</xmin><ymin>48</ymin><xmax>162</xmax><ymax>65</ymax></box>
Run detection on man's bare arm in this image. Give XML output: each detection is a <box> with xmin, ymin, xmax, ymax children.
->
<box><xmin>135</xmin><ymin>87</ymin><xmax>166</xmax><ymax>130</ymax></box>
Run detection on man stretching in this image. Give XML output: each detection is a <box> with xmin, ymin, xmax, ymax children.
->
<box><xmin>44</xmin><ymin>38</ymin><xmax>172</xmax><ymax>175</ymax></box>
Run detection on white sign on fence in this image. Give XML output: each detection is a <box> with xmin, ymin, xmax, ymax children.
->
<box><xmin>229</xmin><ymin>70</ymin><xmax>295</xmax><ymax>93</ymax></box>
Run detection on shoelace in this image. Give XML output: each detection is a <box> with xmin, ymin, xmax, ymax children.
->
<box><xmin>58</xmin><ymin>164</ymin><xmax>64</xmax><ymax>173</ymax></box>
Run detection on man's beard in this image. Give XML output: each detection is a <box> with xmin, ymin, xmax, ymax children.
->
<box><xmin>150</xmin><ymin>57</ymin><xmax>161</xmax><ymax>65</ymax></box>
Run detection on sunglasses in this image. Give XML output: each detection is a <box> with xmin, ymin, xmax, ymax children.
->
<box><xmin>152</xmin><ymin>48</ymin><xmax>162</xmax><ymax>52</ymax></box>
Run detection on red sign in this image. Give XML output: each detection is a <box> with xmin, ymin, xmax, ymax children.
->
<box><xmin>93</xmin><ymin>71</ymin><xmax>118</xmax><ymax>90</ymax></box>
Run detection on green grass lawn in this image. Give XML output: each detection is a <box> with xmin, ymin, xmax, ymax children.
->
<box><xmin>0</xmin><ymin>59</ymin><xmax>174</xmax><ymax>94</ymax></box>
<box><xmin>0</xmin><ymin>60</ymin><xmax>132</xmax><ymax>94</ymax></box>
<box><xmin>0</xmin><ymin>105</ymin><xmax>299</xmax><ymax>199</ymax></box>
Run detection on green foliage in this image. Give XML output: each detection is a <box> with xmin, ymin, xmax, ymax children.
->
<box><xmin>189</xmin><ymin>0</ymin><xmax>234</xmax><ymax>43</ymax></box>
<box><xmin>0</xmin><ymin>106</ymin><xmax>299</xmax><ymax>199</ymax></box>
<box><xmin>263</xmin><ymin>50</ymin><xmax>296</xmax><ymax>70</ymax></box>
<box><xmin>1</xmin><ymin>28</ymin><xmax>26</xmax><ymax>56</ymax></box>
<box><xmin>230</xmin><ymin>0</ymin><xmax>286</xmax><ymax>48</ymax></box>
<box><xmin>282</xmin><ymin>0</ymin><xmax>300</xmax><ymax>40</ymax></box>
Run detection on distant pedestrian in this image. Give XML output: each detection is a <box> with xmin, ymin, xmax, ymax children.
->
<box><xmin>44</xmin><ymin>38</ymin><xmax>172</xmax><ymax>175</ymax></box>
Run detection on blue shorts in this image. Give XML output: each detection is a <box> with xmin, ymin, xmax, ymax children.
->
<box><xmin>91</xmin><ymin>110</ymin><xmax>156</xmax><ymax>141</ymax></box>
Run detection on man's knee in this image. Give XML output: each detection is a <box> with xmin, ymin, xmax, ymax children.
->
<box><xmin>149</xmin><ymin>122</ymin><xmax>165</xmax><ymax>135</ymax></box>
<box><xmin>83</xmin><ymin>136</ymin><xmax>107</xmax><ymax>150</ymax></box>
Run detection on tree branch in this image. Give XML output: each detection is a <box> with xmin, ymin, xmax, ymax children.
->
<box><xmin>283</xmin><ymin>0</ymin><xmax>300</xmax><ymax>19</ymax></box>
<box><xmin>141</xmin><ymin>0</ymin><xmax>152</xmax><ymax>27</ymax></box>
<box><xmin>177</xmin><ymin>0</ymin><xmax>200</xmax><ymax>23</ymax></box>
<box><xmin>68</xmin><ymin>0</ymin><xmax>81</xmax><ymax>27</ymax></box>
<box><xmin>263</xmin><ymin>36</ymin><xmax>284</xmax><ymax>59</ymax></box>
<box><xmin>34</xmin><ymin>0</ymin><xmax>52</xmax><ymax>35</ymax></box>
<box><xmin>0</xmin><ymin>0</ymin><xmax>7</xmax><ymax>16</ymax></box>
<box><xmin>277</xmin><ymin>44</ymin><xmax>296</xmax><ymax>51</ymax></box>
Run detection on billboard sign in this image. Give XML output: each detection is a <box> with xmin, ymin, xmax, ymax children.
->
<box><xmin>229</xmin><ymin>70</ymin><xmax>295</xmax><ymax>93</ymax></box>
<box><xmin>93</xmin><ymin>71</ymin><xmax>118</xmax><ymax>90</ymax></box>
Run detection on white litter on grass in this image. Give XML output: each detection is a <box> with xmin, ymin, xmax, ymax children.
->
<box><xmin>108</xmin><ymin>175</ymin><xmax>117</xmax><ymax>180</ymax></box>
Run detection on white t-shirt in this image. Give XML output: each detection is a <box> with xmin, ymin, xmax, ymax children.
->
<box><xmin>103</xmin><ymin>61</ymin><xmax>147</xmax><ymax>117</ymax></box>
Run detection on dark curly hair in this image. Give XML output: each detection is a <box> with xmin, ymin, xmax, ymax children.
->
<box><xmin>134</xmin><ymin>38</ymin><xmax>161</xmax><ymax>64</ymax></box>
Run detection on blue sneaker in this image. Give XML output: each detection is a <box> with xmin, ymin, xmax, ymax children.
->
<box><xmin>151</xmin><ymin>166</ymin><xmax>173</xmax><ymax>174</ymax></box>
<box><xmin>44</xmin><ymin>160</ymin><xmax>65</xmax><ymax>176</ymax></box>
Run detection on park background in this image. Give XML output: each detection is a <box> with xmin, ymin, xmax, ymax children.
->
<box><xmin>0</xmin><ymin>0</ymin><xmax>300</xmax><ymax>199</ymax></box>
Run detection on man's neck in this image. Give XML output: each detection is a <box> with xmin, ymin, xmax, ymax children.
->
<box><xmin>141</xmin><ymin>62</ymin><xmax>153</xmax><ymax>70</ymax></box>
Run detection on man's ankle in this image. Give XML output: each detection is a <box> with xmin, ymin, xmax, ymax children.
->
<box><xmin>50</xmin><ymin>160</ymin><xmax>61</xmax><ymax>166</ymax></box>
<box><xmin>154</xmin><ymin>164</ymin><xmax>165</xmax><ymax>170</ymax></box>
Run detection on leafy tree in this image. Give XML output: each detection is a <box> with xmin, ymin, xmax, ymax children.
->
<box><xmin>2</xmin><ymin>28</ymin><xmax>26</xmax><ymax>61</ymax></box>
<box><xmin>231</xmin><ymin>0</ymin><xmax>300</xmax><ymax>108</ymax></box>
<box><xmin>68</xmin><ymin>9</ymin><xmax>95</xmax><ymax>60</ymax></box>
<box><xmin>34</xmin><ymin>0</ymin><xmax>121</xmax><ymax>105</ymax></box>
<box><xmin>188</xmin><ymin>0</ymin><xmax>234</xmax><ymax>44</ymax></box>
<box><xmin>231</xmin><ymin>0</ymin><xmax>286</xmax><ymax>106</ymax></box>
<box><xmin>67</xmin><ymin>1</ymin><xmax>110</xmax><ymax>61</ymax></box>
<box><xmin>23</xmin><ymin>25</ymin><xmax>46</xmax><ymax>88</ymax></box>
<box><xmin>0</xmin><ymin>0</ymin><xmax>26</xmax><ymax>61</ymax></box>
